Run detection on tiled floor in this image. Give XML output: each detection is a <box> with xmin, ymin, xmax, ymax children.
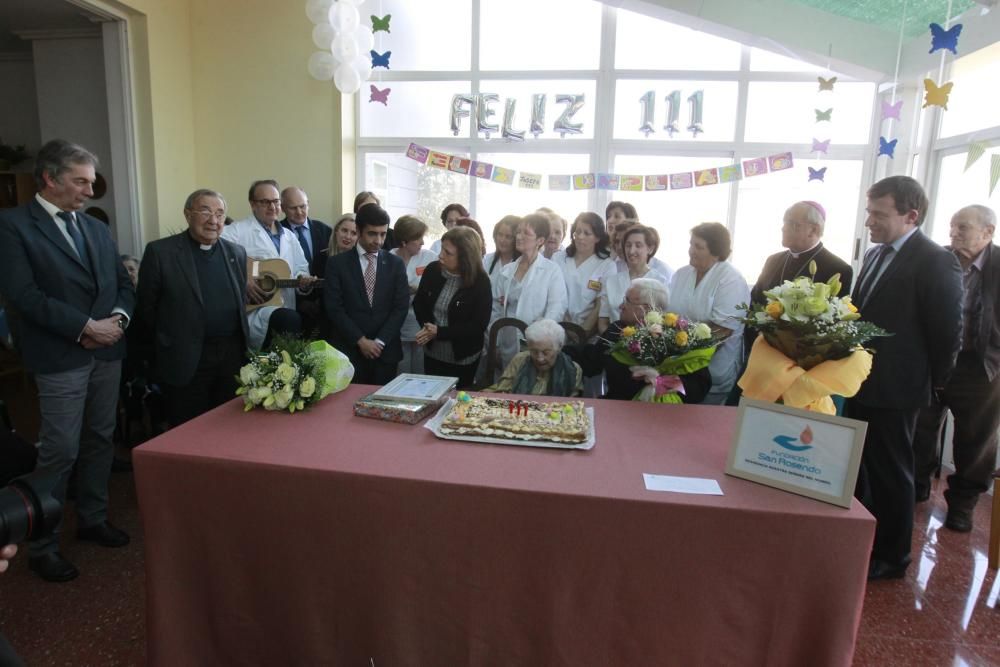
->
<box><xmin>0</xmin><ymin>471</ymin><xmax>996</xmax><ymax>665</ymax></box>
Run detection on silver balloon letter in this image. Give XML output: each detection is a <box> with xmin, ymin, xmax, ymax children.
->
<box><xmin>530</xmin><ymin>94</ymin><xmax>546</xmax><ymax>138</ymax></box>
<box><xmin>686</xmin><ymin>90</ymin><xmax>704</xmax><ymax>137</ymax></box>
<box><xmin>450</xmin><ymin>94</ymin><xmax>474</xmax><ymax>136</ymax></box>
<box><xmin>501</xmin><ymin>98</ymin><xmax>526</xmax><ymax>142</ymax></box>
<box><xmin>553</xmin><ymin>94</ymin><xmax>584</xmax><ymax>137</ymax></box>
<box><xmin>476</xmin><ymin>93</ymin><xmax>500</xmax><ymax>138</ymax></box>
<box><xmin>639</xmin><ymin>90</ymin><xmax>655</xmax><ymax>137</ymax></box>
<box><xmin>664</xmin><ymin>90</ymin><xmax>681</xmax><ymax>137</ymax></box>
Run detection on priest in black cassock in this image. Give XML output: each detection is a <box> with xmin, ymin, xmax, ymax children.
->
<box><xmin>730</xmin><ymin>201</ymin><xmax>855</xmax><ymax>399</ymax></box>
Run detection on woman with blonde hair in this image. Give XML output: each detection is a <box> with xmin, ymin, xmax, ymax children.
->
<box><xmin>326</xmin><ymin>213</ymin><xmax>358</xmax><ymax>256</ymax></box>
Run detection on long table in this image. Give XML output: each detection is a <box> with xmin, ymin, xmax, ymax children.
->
<box><xmin>134</xmin><ymin>385</ymin><xmax>874</xmax><ymax>666</ymax></box>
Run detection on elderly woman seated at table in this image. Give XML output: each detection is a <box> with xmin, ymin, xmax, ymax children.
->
<box><xmin>588</xmin><ymin>278</ymin><xmax>711</xmax><ymax>403</ymax></box>
<box><xmin>488</xmin><ymin>319</ymin><xmax>583</xmax><ymax>397</ymax></box>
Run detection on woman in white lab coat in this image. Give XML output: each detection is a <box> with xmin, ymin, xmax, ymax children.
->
<box><xmin>668</xmin><ymin>222</ymin><xmax>750</xmax><ymax>405</ymax></box>
<box><xmin>483</xmin><ymin>215</ymin><xmax>521</xmax><ymax>283</ymax></box>
<box><xmin>221</xmin><ymin>211</ymin><xmax>311</xmax><ymax>350</ymax></box>
<box><xmin>490</xmin><ymin>213</ymin><xmax>568</xmax><ymax>373</ymax></box>
<box><xmin>429</xmin><ymin>203</ymin><xmax>469</xmax><ymax>255</ymax></box>
<box><xmin>554</xmin><ymin>212</ymin><xmax>615</xmax><ymax>340</ymax></box>
<box><xmin>598</xmin><ymin>225</ymin><xmax>670</xmax><ymax>335</ymax></box>
<box><xmin>389</xmin><ymin>215</ymin><xmax>438</xmax><ymax>374</ymax></box>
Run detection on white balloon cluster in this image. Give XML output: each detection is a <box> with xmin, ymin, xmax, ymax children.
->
<box><xmin>305</xmin><ymin>0</ymin><xmax>374</xmax><ymax>94</ymax></box>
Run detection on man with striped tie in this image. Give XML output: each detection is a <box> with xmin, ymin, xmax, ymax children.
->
<box><xmin>845</xmin><ymin>176</ymin><xmax>964</xmax><ymax>581</ymax></box>
<box><xmin>324</xmin><ymin>203</ymin><xmax>408</xmax><ymax>385</ymax></box>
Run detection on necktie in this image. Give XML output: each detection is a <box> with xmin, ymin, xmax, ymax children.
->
<box><xmin>58</xmin><ymin>211</ymin><xmax>91</xmax><ymax>270</ymax></box>
<box><xmin>364</xmin><ymin>252</ymin><xmax>377</xmax><ymax>306</ymax></box>
<box><xmin>855</xmin><ymin>245</ymin><xmax>893</xmax><ymax>308</ymax></box>
<box><xmin>294</xmin><ymin>225</ymin><xmax>312</xmax><ymax>264</ymax></box>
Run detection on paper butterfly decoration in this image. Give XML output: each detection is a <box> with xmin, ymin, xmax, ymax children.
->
<box><xmin>369</xmin><ymin>85</ymin><xmax>390</xmax><ymax>105</ymax></box>
<box><xmin>371</xmin><ymin>14</ymin><xmax>391</xmax><ymax>33</ymax></box>
<box><xmin>929</xmin><ymin>22</ymin><xmax>962</xmax><ymax>55</ymax></box>
<box><xmin>878</xmin><ymin>136</ymin><xmax>898</xmax><ymax>158</ymax></box>
<box><xmin>808</xmin><ymin>167</ymin><xmax>827</xmax><ymax>182</ymax></box>
<box><xmin>922</xmin><ymin>79</ymin><xmax>953</xmax><ymax>109</ymax></box>
<box><xmin>881</xmin><ymin>99</ymin><xmax>903</xmax><ymax>121</ymax></box>
<box><xmin>811</xmin><ymin>138</ymin><xmax>830</xmax><ymax>154</ymax></box>
<box><xmin>817</xmin><ymin>76</ymin><xmax>837</xmax><ymax>91</ymax></box>
<box><xmin>370</xmin><ymin>50</ymin><xmax>391</xmax><ymax>69</ymax></box>
<box><xmin>815</xmin><ymin>108</ymin><xmax>833</xmax><ymax>122</ymax></box>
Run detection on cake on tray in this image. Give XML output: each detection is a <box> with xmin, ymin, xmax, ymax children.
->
<box><xmin>440</xmin><ymin>393</ymin><xmax>589</xmax><ymax>444</ymax></box>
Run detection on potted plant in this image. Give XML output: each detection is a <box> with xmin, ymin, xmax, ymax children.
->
<box><xmin>0</xmin><ymin>139</ymin><xmax>31</xmax><ymax>171</ymax></box>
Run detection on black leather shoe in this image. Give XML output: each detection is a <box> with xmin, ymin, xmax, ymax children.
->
<box><xmin>76</xmin><ymin>521</ymin><xmax>130</xmax><ymax>548</ymax></box>
<box><xmin>945</xmin><ymin>507</ymin><xmax>973</xmax><ymax>532</ymax></box>
<box><xmin>29</xmin><ymin>552</ymin><xmax>79</xmax><ymax>583</ymax></box>
<box><xmin>867</xmin><ymin>559</ymin><xmax>909</xmax><ymax>581</ymax></box>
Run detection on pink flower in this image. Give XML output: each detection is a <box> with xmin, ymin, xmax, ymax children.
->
<box><xmin>648</xmin><ymin>323</ymin><xmax>663</xmax><ymax>336</ymax></box>
<box><xmin>676</xmin><ymin>317</ymin><xmax>689</xmax><ymax>330</ymax></box>
<box><xmin>628</xmin><ymin>340</ymin><xmax>641</xmax><ymax>353</ymax></box>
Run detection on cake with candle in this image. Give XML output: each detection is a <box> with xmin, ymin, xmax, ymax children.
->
<box><xmin>439</xmin><ymin>392</ymin><xmax>589</xmax><ymax>444</ymax></box>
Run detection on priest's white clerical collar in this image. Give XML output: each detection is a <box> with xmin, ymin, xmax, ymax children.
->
<box><xmin>788</xmin><ymin>241</ymin><xmax>821</xmax><ymax>259</ymax></box>
<box><xmin>200</xmin><ymin>244</ymin><xmax>213</xmax><ymax>251</ymax></box>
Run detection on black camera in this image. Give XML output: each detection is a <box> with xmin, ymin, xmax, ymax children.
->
<box><xmin>0</xmin><ymin>469</ymin><xmax>61</xmax><ymax>546</ymax></box>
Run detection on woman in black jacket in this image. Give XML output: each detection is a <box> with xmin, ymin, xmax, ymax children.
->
<box><xmin>413</xmin><ymin>226</ymin><xmax>492</xmax><ymax>389</ymax></box>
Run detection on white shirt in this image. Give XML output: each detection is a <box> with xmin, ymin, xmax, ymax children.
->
<box><xmin>615</xmin><ymin>255</ymin><xmax>674</xmax><ymax>283</ymax></box>
<box><xmin>483</xmin><ymin>251</ymin><xmax>515</xmax><ymax>284</ymax></box>
<box><xmin>391</xmin><ymin>247</ymin><xmax>438</xmax><ymax>340</ymax></box>
<box><xmin>557</xmin><ymin>252</ymin><xmax>617</xmax><ymax>325</ymax></box>
<box><xmin>599</xmin><ymin>268</ymin><xmax>670</xmax><ymax>321</ymax></box>
<box><xmin>221</xmin><ymin>216</ymin><xmax>310</xmax><ymax>349</ymax></box>
<box><xmin>490</xmin><ymin>254</ymin><xmax>568</xmax><ymax>371</ymax></box>
<box><xmin>669</xmin><ymin>261</ymin><xmax>750</xmax><ymax>397</ymax></box>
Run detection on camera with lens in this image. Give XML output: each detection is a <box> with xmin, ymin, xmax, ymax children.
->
<box><xmin>0</xmin><ymin>469</ymin><xmax>61</xmax><ymax>546</ymax></box>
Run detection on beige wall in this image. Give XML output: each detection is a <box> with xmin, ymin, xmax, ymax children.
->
<box><xmin>189</xmin><ymin>0</ymin><xmax>344</xmax><ymax>232</ymax></box>
<box><xmin>109</xmin><ymin>0</ymin><xmax>352</xmax><ymax>241</ymax></box>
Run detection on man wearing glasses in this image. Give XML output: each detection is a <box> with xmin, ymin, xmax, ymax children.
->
<box><xmin>221</xmin><ymin>179</ymin><xmax>315</xmax><ymax>349</ymax></box>
<box><xmin>135</xmin><ymin>189</ymin><xmax>249</xmax><ymax>426</ymax></box>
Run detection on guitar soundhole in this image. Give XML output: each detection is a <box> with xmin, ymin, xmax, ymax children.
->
<box><xmin>257</xmin><ymin>274</ymin><xmax>277</xmax><ymax>293</ymax></box>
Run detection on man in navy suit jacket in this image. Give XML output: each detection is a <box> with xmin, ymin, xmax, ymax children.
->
<box><xmin>0</xmin><ymin>139</ymin><xmax>135</xmax><ymax>582</ymax></box>
<box><xmin>846</xmin><ymin>176</ymin><xmax>963</xmax><ymax>581</ymax></box>
<box><xmin>280</xmin><ymin>186</ymin><xmax>332</xmax><ymax>335</ymax></box>
<box><xmin>324</xmin><ymin>203</ymin><xmax>408</xmax><ymax>385</ymax></box>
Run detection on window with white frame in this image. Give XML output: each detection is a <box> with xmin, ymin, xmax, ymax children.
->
<box><xmin>356</xmin><ymin>0</ymin><xmax>876</xmax><ymax>277</ymax></box>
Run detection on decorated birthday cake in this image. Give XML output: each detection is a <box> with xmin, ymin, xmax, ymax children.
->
<box><xmin>440</xmin><ymin>392</ymin><xmax>589</xmax><ymax>444</ymax></box>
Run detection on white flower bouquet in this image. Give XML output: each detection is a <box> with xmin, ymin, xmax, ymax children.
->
<box><xmin>236</xmin><ymin>335</ymin><xmax>354</xmax><ymax>413</ymax></box>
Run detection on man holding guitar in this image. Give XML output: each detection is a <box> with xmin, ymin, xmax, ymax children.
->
<box><xmin>221</xmin><ymin>179</ymin><xmax>317</xmax><ymax>349</ymax></box>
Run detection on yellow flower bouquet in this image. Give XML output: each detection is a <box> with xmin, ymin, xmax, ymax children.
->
<box><xmin>738</xmin><ymin>262</ymin><xmax>889</xmax><ymax>413</ymax></box>
<box><xmin>609</xmin><ymin>310</ymin><xmax>721</xmax><ymax>403</ymax></box>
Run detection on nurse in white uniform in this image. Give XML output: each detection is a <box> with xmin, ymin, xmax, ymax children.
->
<box><xmin>389</xmin><ymin>215</ymin><xmax>439</xmax><ymax>374</ymax></box>
<box><xmin>490</xmin><ymin>213</ymin><xmax>568</xmax><ymax>373</ymax></box>
<box><xmin>483</xmin><ymin>215</ymin><xmax>521</xmax><ymax>283</ymax></box>
<box><xmin>555</xmin><ymin>212</ymin><xmax>615</xmax><ymax>339</ymax></box>
<box><xmin>668</xmin><ymin>222</ymin><xmax>750</xmax><ymax>405</ymax></box>
<box><xmin>598</xmin><ymin>225</ymin><xmax>670</xmax><ymax>335</ymax></box>
<box><xmin>429</xmin><ymin>203</ymin><xmax>468</xmax><ymax>255</ymax></box>
<box><xmin>222</xmin><ymin>180</ymin><xmax>312</xmax><ymax>350</ymax></box>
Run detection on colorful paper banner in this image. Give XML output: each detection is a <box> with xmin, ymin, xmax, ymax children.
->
<box><xmin>990</xmin><ymin>155</ymin><xmax>1000</xmax><ymax>197</ymax></box>
<box><xmin>694</xmin><ymin>168</ymin><xmax>719</xmax><ymax>187</ymax></box>
<box><xmin>406</xmin><ymin>143</ymin><xmax>429</xmax><ymax>163</ymax></box>
<box><xmin>768</xmin><ymin>152</ymin><xmax>794</xmax><ymax>172</ymax></box>
<box><xmin>518</xmin><ymin>172</ymin><xmax>542</xmax><ymax>189</ymax></box>
<box><xmin>965</xmin><ymin>142</ymin><xmax>988</xmax><ymax>173</ymax></box>
<box><xmin>573</xmin><ymin>174</ymin><xmax>596</xmax><ymax>190</ymax></box>
<box><xmin>597</xmin><ymin>173</ymin><xmax>620</xmax><ymax>190</ymax></box>
<box><xmin>670</xmin><ymin>173</ymin><xmax>693</xmax><ymax>190</ymax></box>
<box><xmin>491</xmin><ymin>166</ymin><xmax>515</xmax><ymax>185</ymax></box>
<box><xmin>743</xmin><ymin>157</ymin><xmax>768</xmax><ymax>177</ymax></box>
<box><xmin>644</xmin><ymin>175</ymin><xmax>669</xmax><ymax>191</ymax></box>
<box><xmin>549</xmin><ymin>175</ymin><xmax>571</xmax><ymax>191</ymax></box>
<box><xmin>620</xmin><ymin>175</ymin><xmax>643</xmax><ymax>191</ymax></box>
<box><xmin>470</xmin><ymin>161</ymin><xmax>494</xmax><ymax>179</ymax></box>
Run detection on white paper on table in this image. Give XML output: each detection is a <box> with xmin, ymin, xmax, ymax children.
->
<box><xmin>643</xmin><ymin>473</ymin><xmax>724</xmax><ymax>495</ymax></box>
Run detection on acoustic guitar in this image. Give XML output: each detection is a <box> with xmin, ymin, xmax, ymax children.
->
<box><xmin>246</xmin><ymin>258</ymin><xmax>323</xmax><ymax>312</ymax></box>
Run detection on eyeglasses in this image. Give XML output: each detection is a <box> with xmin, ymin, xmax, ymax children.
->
<box><xmin>253</xmin><ymin>198</ymin><xmax>281</xmax><ymax>208</ymax></box>
<box><xmin>188</xmin><ymin>208</ymin><xmax>226</xmax><ymax>220</ymax></box>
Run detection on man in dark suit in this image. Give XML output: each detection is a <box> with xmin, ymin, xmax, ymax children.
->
<box><xmin>0</xmin><ymin>139</ymin><xmax>135</xmax><ymax>582</ymax></box>
<box><xmin>324</xmin><ymin>203</ymin><xmax>408</xmax><ymax>385</ymax></box>
<box><xmin>135</xmin><ymin>189</ymin><xmax>249</xmax><ymax>426</ymax></box>
<box><xmin>913</xmin><ymin>204</ymin><xmax>1000</xmax><ymax>532</ymax></box>
<box><xmin>281</xmin><ymin>186</ymin><xmax>332</xmax><ymax>335</ymax></box>
<box><xmin>846</xmin><ymin>176</ymin><xmax>963</xmax><ymax>580</ymax></box>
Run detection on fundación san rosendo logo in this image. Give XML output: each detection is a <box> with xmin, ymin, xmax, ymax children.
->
<box><xmin>772</xmin><ymin>425</ymin><xmax>814</xmax><ymax>452</ymax></box>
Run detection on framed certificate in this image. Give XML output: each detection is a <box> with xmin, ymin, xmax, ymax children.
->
<box><xmin>370</xmin><ymin>373</ymin><xmax>457</xmax><ymax>405</ymax></box>
<box><xmin>725</xmin><ymin>399</ymin><xmax>867</xmax><ymax>508</ymax></box>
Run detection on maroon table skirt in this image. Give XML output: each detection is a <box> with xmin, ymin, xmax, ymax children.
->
<box><xmin>134</xmin><ymin>384</ymin><xmax>874</xmax><ymax>667</ymax></box>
